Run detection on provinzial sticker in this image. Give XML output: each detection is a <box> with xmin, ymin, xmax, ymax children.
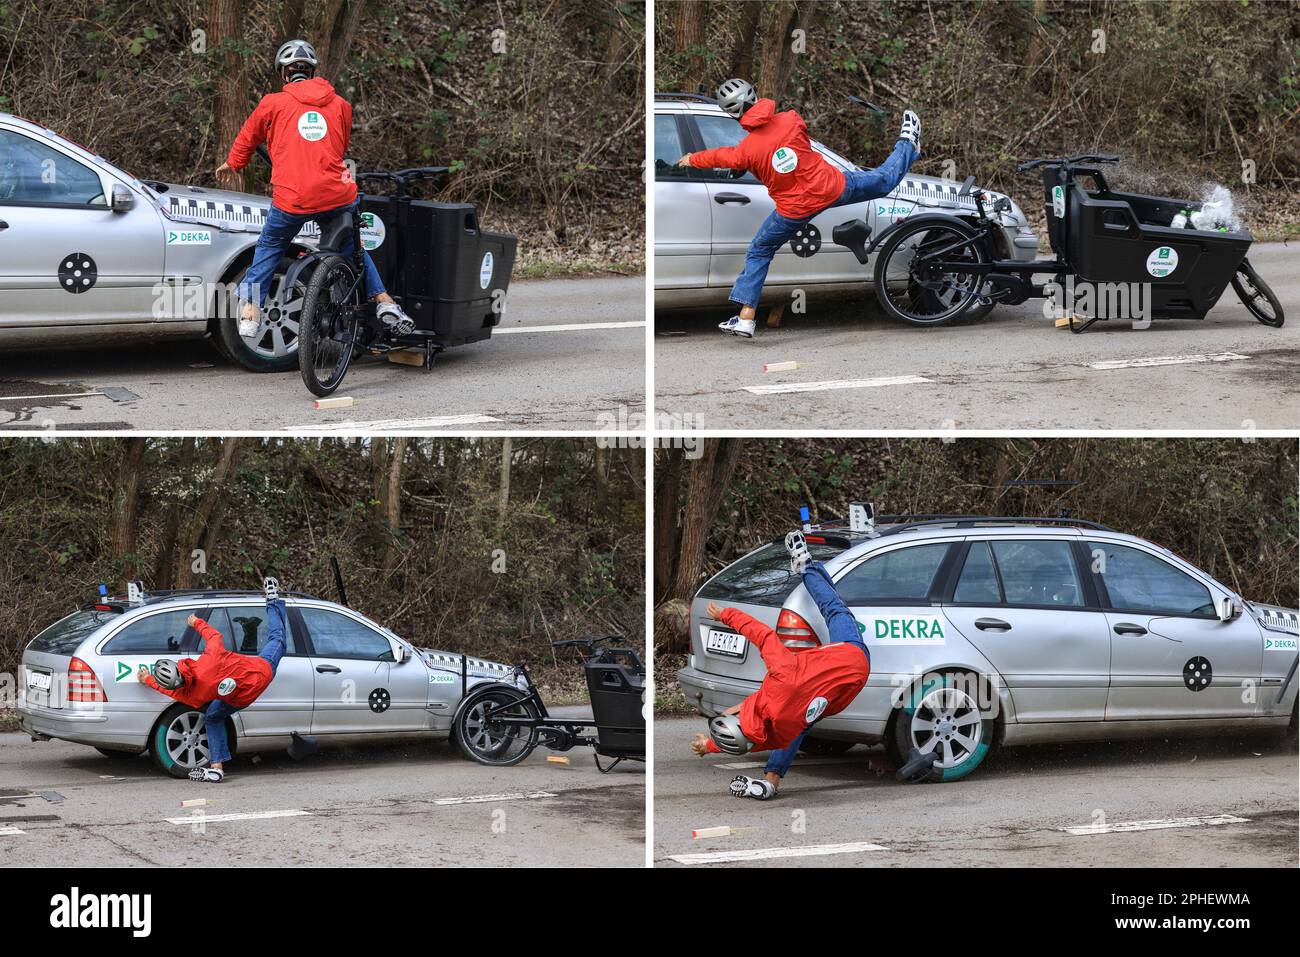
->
<box><xmin>804</xmin><ymin>696</ymin><xmax>828</xmax><ymax>723</ymax></box>
<box><xmin>217</xmin><ymin>677</ymin><xmax>237</xmax><ymax>696</ymax></box>
<box><xmin>771</xmin><ymin>146</ymin><xmax>798</xmax><ymax>174</ymax></box>
<box><xmin>1052</xmin><ymin>185</ymin><xmax>1065</xmax><ymax>218</ymax></box>
<box><xmin>166</xmin><ymin>230</ymin><xmax>212</xmax><ymax>245</ymax></box>
<box><xmin>479</xmin><ymin>251</ymin><xmax>494</xmax><ymax>289</ymax></box>
<box><xmin>1146</xmin><ymin>246</ymin><xmax>1179</xmax><ymax>278</ymax></box>
<box><xmin>298</xmin><ymin>111</ymin><xmax>328</xmax><ymax>142</ymax></box>
<box><xmin>360</xmin><ymin>212</ymin><xmax>385</xmax><ymax>250</ymax></box>
<box><xmin>856</xmin><ymin>614</ymin><xmax>947</xmax><ymax>645</ymax></box>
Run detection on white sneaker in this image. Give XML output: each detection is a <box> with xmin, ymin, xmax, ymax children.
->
<box><xmin>187</xmin><ymin>766</ymin><xmax>224</xmax><ymax>783</ymax></box>
<box><xmin>899</xmin><ymin>109</ymin><xmax>921</xmax><ymax>154</ymax></box>
<box><xmin>377</xmin><ymin>301</ymin><xmax>415</xmax><ymax>336</ymax></box>
<box><xmin>238</xmin><ymin>314</ymin><xmax>260</xmax><ymax>338</ymax></box>
<box><xmin>718</xmin><ymin>316</ymin><xmax>756</xmax><ymax>338</ymax></box>
<box><xmin>785</xmin><ymin>530</ymin><xmax>812</xmax><ymax>574</ymax></box>
<box><xmin>264</xmin><ymin>577</ymin><xmax>279</xmax><ymax>601</ymax></box>
<box><xmin>729</xmin><ymin>774</ymin><xmax>776</xmax><ymax>800</ymax></box>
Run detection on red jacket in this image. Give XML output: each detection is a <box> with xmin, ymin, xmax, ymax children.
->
<box><xmin>226</xmin><ymin>77</ymin><xmax>357</xmax><ymax>214</ymax></box>
<box><xmin>688</xmin><ymin>99</ymin><xmax>846</xmax><ymax>219</ymax></box>
<box><xmin>708</xmin><ymin>606</ymin><xmax>870</xmax><ymax>753</ymax></box>
<box><xmin>141</xmin><ymin>617</ymin><xmax>273</xmax><ymax>710</ymax></box>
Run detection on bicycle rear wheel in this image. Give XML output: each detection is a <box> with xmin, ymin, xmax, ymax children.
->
<box><xmin>1231</xmin><ymin>258</ymin><xmax>1284</xmax><ymax>327</ymax></box>
<box><xmin>298</xmin><ymin>255</ymin><xmax>361</xmax><ymax>396</ymax></box>
<box><xmin>873</xmin><ymin>219</ymin><xmax>989</xmax><ymax>326</ymax></box>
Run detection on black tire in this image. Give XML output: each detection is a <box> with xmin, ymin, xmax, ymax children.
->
<box><xmin>148</xmin><ymin>703</ymin><xmax>235</xmax><ymax>779</ymax></box>
<box><xmin>798</xmin><ymin>736</ymin><xmax>856</xmax><ymax>756</ymax></box>
<box><xmin>1231</xmin><ymin>258</ymin><xmax>1284</xmax><ymax>327</ymax></box>
<box><xmin>890</xmin><ymin>672</ymin><xmax>996</xmax><ymax>783</ymax></box>
<box><xmin>452</xmin><ymin>687</ymin><xmax>541</xmax><ymax>767</ymax></box>
<box><xmin>298</xmin><ymin>254</ymin><xmax>360</xmax><ymax>397</ymax></box>
<box><xmin>873</xmin><ymin>218</ymin><xmax>990</xmax><ymax>326</ymax></box>
<box><xmin>214</xmin><ymin>257</ymin><xmax>303</xmax><ymax>372</ymax></box>
<box><xmin>95</xmin><ymin>746</ymin><xmax>142</xmax><ymax>760</ymax></box>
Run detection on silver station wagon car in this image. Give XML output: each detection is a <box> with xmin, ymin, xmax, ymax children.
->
<box><xmin>678</xmin><ymin>515</ymin><xmax>1299</xmax><ymax>783</ymax></box>
<box><xmin>653</xmin><ymin>95</ymin><xmax>1039</xmax><ymax>313</ymax></box>
<box><xmin>17</xmin><ymin>586</ymin><xmax>521</xmax><ymax>777</ymax></box>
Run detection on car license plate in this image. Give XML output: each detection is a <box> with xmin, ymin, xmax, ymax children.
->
<box><xmin>705</xmin><ymin>629</ymin><xmax>746</xmax><ymax>659</ymax></box>
<box><xmin>26</xmin><ymin>670</ymin><xmax>52</xmax><ymax>691</ymax></box>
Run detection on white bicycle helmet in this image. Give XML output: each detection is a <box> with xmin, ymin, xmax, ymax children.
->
<box><xmin>716</xmin><ymin>78</ymin><xmax>758</xmax><ymax>118</ymax></box>
<box><xmin>275</xmin><ymin>39</ymin><xmax>318</xmax><ymax>82</ymax></box>
<box><xmin>152</xmin><ymin>659</ymin><xmax>184</xmax><ymax>691</ymax></box>
<box><xmin>708</xmin><ymin>713</ymin><xmax>753</xmax><ymax>755</ymax></box>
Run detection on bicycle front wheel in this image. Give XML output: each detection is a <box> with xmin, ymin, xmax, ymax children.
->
<box><xmin>1231</xmin><ymin>258</ymin><xmax>1284</xmax><ymax>328</ymax></box>
<box><xmin>298</xmin><ymin>255</ymin><xmax>361</xmax><ymax>397</ymax></box>
<box><xmin>453</xmin><ymin>687</ymin><xmax>540</xmax><ymax>767</ymax></box>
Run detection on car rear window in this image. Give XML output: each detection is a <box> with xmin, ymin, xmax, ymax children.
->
<box><xmin>28</xmin><ymin>609</ymin><xmax>121</xmax><ymax>655</ymax></box>
<box><xmin>698</xmin><ymin>541</ymin><xmax>845</xmax><ymax>606</ymax></box>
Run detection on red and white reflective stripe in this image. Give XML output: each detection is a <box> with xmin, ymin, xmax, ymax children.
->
<box><xmin>68</xmin><ymin>657</ymin><xmax>106</xmax><ymax>702</ymax></box>
<box><xmin>776</xmin><ymin>608</ymin><xmax>820</xmax><ymax>649</ymax></box>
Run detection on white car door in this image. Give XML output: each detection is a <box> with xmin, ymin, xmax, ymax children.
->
<box><xmin>653</xmin><ymin>112</ymin><xmax>713</xmax><ymax>290</ymax></box>
<box><xmin>0</xmin><ymin>127</ymin><xmax>164</xmax><ymax>326</ymax></box>
<box><xmin>299</xmin><ymin>606</ymin><xmax>432</xmax><ymax>734</ymax></box>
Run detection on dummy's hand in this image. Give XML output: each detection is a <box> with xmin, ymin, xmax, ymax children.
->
<box><xmin>187</xmin><ymin>614</ymin><xmax>202</xmax><ymax>629</ymax></box>
<box><xmin>676</xmin><ymin>153</ymin><xmax>693</xmax><ymax>167</ymax></box>
<box><xmin>137</xmin><ymin>664</ymin><xmax>151</xmax><ymax>681</ymax></box>
<box><xmin>214</xmin><ymin>162</ymin><xmax>232</xmax><ymax>178</ymax></box>
<box><xmin>690</xmin><ymin>733</ymin><xmax>711</xmax><ymax>757</ymax></box>
<box><xmin>706</xmin><ymin>600</ymin><xmax>723</xmax><ymax>620</ymax></box>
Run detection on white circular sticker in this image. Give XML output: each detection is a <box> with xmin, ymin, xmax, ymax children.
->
<box><xmin>297</xmin><ymin>110</ymin><xmax>328</xmax><ymax>142</ymax></box>
<box><xmin>804</xmin><ymin>695</ymin><xmax>828</xmax><ymax>723</ymax></box>
<box><xmin>479</xmin><ymin>251</ymin><xmax>494</xmax><ymax>290</ymax></box>
<box><xmin>771</xmin><ymin>146</ymin><xmax>798</xmax><ymax>174</ymax></box>
<box><xmin>1146</xmin><ymin>245</ymin><xmax>1179</xmax><ymax>278</ymax></box>
<box><xmin>360</xmin><ymin>211</ymin><xmax>386</xmax><ymax>250</ymax></box>
<box><xmin>217</xmin><ymin>677</ymin><xmax>237</xmax><ymax>696</ymax></box>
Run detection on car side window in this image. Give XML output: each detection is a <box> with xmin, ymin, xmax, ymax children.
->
<box><xmin>954</xmin><ymin>542</ymin><xmax>1001</xmax><ymax>604</ymax></box>
<box><xmin>101</xmin><ymin>610</ymin><xmax>197</xmax><ymax>654</ymax></box>
<box><xmin>654</xmin><ymin>114</ymin><xmax>692</xmax><ymax>180</ymax></box>
<box><xmin>1087</xmin><ymin>541</ymin><xmax>1214</xmax><ymax>617</ymax></box>
<box><xmin>205</xmin><ymin>606</ymin><xmax>290</xmax><ymax>655</ymax></box>
<box><xmin>836</xmin><ymin>543</ymin><xmax>950</xmax><ymax>604</ymax></box>
<box><xmin>692</xmin><ymin>114</ymin><xmax>758</xmax><ymax>183</ymax></box>
<box><xmin>990</xmin><ymin>540</ymin><xmax>1084</xmax><ymax>607</ymax></box>
<box><xmin>0</xmin><ymin>130</ymin><xmax>107</xmax><ymax>206</ymax></box>
<box><xmin>299</xmin><ymin>608</ymin><xmax>393</xmax><ymax>660</ymax></box>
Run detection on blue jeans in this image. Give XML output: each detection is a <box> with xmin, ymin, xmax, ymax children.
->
<box><xmin>764</xmin><ymin>563</ymin><xmax>869</xmax><ymax>779</ymax></box>
<box><xmin>729</xmin><ymin>140</ymin><xmax>917</xmax><ymax>309</ymax></box>
<box><xmin>237</xmin><ymin>200</ymin><xmax>386</xmax><ymax>306</ymax></box>
<box><xmin>203</xmin><ymin>599</ymin><xmax>288</xmax><ymax>765</ymax></box>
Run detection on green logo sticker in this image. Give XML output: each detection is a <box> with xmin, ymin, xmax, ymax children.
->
<box><xmin>297</xmin><ymin>110</ymin><xmax>328</xmax><ymax>142</ymax></box>
<box><xmin>217</xmin><ymin>677</ymin><xmax>237</xmax><ymax>696</ymax></box>
<box><xmin>359</xmin><ymin>211</ymin><xmax>386</xmax><ymax>250</ymax></box>
<box><xmin>771</xmin><ymin>146</ymin><xmax>798</xmax><ymax>174</ymax></box>
<box><xmin>116</xmin><ymin>661</ymin><xmax>133</xmax><ymax>682</ymax></box>
<box><xmin>1146</xmin><ymin>245</ymin><xmax>1179</xmax><ymax>278</ymax></box>
<box><xmin>1264</xmin><ymin>636</ymin><xmax>1298</xmax><ymax>652</ymax></box>
<box><xmin>1052</xmin><ymin>185</ymin><xmax>1065</xmax><ymax>218</ymax></box>
<box><xmin>856</xmin><ymin>614</ymin><xmax>947</xmax><ymax>645</ymax></box>
<box><xmin>166</xmin><ymin>230</ymin><xmax>212</xmax><ymax>245</ymax></box>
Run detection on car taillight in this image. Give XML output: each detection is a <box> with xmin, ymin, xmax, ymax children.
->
<box><xmin>68</xmin><ymin>657</ymin><xmax>106</xmax><ymax>702</ymax></box>
<box><xmin>776</xmin><ymin>608</ymin><xmax>820</xmax><ymax>650</ymax></box>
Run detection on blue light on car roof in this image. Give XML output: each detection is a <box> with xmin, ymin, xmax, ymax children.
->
<box><xmin>799</xmin><ymin>506</ymin><xmax>810</xmax><ymax>523</ymax></box>
<box><xmin>98</xmin><ymin>583</ymin><xmax>108</xmax><ymax>597</ymax></box>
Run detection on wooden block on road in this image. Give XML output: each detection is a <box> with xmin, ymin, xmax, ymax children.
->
<box><xmin>763</xmin><ymin>360</ymin><xmax>800</xmax><ymax>373</ymax></box>
<box><xmin>387</xmin><ymin>349</ymin><xmax>425</xmax><ymax>367</ymax></box>
<box><xmin>312</xmin><ymin>396</ymin><xmax>355</xmax><ymax>410</ymax></box>
<box><xmin>766</xmin><ymin>303</ymin><xmax>786</xmax><ymax>328</ymax></box>
<box><xmin>691</xmin><ymin>825</ymin><xmax>735</xmax><ymax>839</ymax></box>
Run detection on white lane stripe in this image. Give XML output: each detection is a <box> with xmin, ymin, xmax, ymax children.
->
<box><xmin>294</xmin><ymin>414</ymin><xmax>501</xmax><ymax>432</ymax></box>
<box><xmin>0</xmin><ymin>392</ymin><xmax>105</xmax><ymax>402</ymax></box>
<box><xmin>433</xmin><ymin>791</ymin><xmax>557</xmax><ymax>806</ymax></box>
<box><xmin>0</xmin><ymin>826</ymin><xmax>25</xmax><ymax>836</ymax></box>
<box><xmin>667</xmin><ymin>841</ymin><xmax>888</xmax><ymax>865</ymax></box>
<box><xmin>1061</xmin><ymin>814</ymin><xmax>1250</xmax><ymax>836</ymax></box>
<box><xmin>165</xmin><ymin>809</ymin><xmax>311</xmax><ymax>825</ymax></box>
<box><xmin>493</xmin><ymin>321</ymin><xmax>645</xmax><ymax>334</ymax></box>
<box><xmin>744</xmin><ymin>375</ymin><xmax>932</xmax><ymax>395</ymax></box>
<box><xmin>1087</xmin><ymin>352</ymin><xmax>1249</xmax><ymax>371</ymax></box>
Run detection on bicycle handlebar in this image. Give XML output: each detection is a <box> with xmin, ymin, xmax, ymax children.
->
<box><xmin>1015</xmin><ymin>153</ymin><xmax>1120</xmax><ymax>172</ymax></box>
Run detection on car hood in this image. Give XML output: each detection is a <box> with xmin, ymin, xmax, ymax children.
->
<box><xmin>149</xmin><ymin>181</ymin><xmax>298</xmax><ymax>236</ymax></box>
<box><xmin>1246</xmin><ymin>602</ymin><xmax>1299</xmax><ymax>636</ymax></box>
<box><xmin>415</xmin><ymin>646</ymin><xmax>519</xmax><ymax>681</ymax></box>
<box><xmin>879</xmin><ymin>171</ymin><xmax>1014</xmax><ymax>214</ymax></box>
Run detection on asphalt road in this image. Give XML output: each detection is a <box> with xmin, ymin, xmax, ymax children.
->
<box><xmin>654</xmin><ymin>717</ymin><xmax>1297</xmax><ymax>868</ymax></box>
<box><xmin>0</xmin><ymin>276</ymin><xmax>645</xmax><ymax>432</ymax></box>
<box><xmin>655</xmin><ymin>243</ymin><xmax>1298</xmax><ymax>430</ymax></box>
<box><xmin>0</xmin><ymin>710</ymin><xmax>644</xmax><ymax>867</ymax></box>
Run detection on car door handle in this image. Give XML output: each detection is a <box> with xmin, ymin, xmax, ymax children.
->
<box><xmin>974</xmin><ymin>618</ymin><xmax>1011</xmax><ymax>631</ymax></box>
<box><xmin>0</xmin><ymin>221</ymin><xmax>8</xmax><ymax>230</ymax></box>
<box><xmin>315</xmin><ymin>664</ymin><xmax>342</xmax><ymax>674</ymax></box>
<box><xmin>1113</xmin><ymin>622</ymin><xmax>1148</xmax><ymax>636</ymax></box>
<box><xmin>713</xmin><ymin>193</ymin><xmax>750</xmax><ymax>205</ymax></box>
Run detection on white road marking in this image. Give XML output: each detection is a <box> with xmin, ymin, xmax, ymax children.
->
<box><xmin>1086</xmin><ymin>352</ymin><xmax>1250</xmax><ymax>371</ymax></box>
<box><xmin>432</xmin><ymin>790</ymin><xmax>557</xmax><ymax>806</ymax></box>
<box><xmin>1061</xmin><ymin>814</ymin><xmax>1250</xmax><ymax>836</ymax></box>
<box><xmin>0</xmin><ymin>826</ymin><xmax>25</xmax><ymax>836</ymax></box>
<box><xmin>743</xmin><ymin>375</ymin><xmax>932</xmax><ymax>395</ymax></box>
<box><xmin>493</xmin><ymin>321</ymin><xmax>645</xmax><ymax>334</ymax></box>
<box><xmin>667</xmin><ymin>841</ymin><xmax>888</xmax><ymax>865</ymax></box>
<box><xmin>294</xmin><ymin>414</ymin><xmax>501</xmax><ymax>432</ymax></box>
<box><xmin>164</xmin><ymin>809</ymin><xmax>312</xmax><ymax>825</ymax></box>
<box><xmin>0</xmin><ymin>392</ymin><xmax>105</xmax><ymax>402</ymax></box>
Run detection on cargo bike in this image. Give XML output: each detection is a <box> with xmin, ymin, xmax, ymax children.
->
<box><xmin>451</xmin><ymin>636</ymin><xmax>646</xmax><ymax>771</ymax></box>
<box><xmin>850</xmin><ymin>153</ymin><xmax>1283</xmax><ymax>331</ymax></box>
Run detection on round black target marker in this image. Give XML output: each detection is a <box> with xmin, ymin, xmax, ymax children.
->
<box><xmin>58</xmin><ymin>253</ymin><xmax>98</xmax><ymax>293</ymax></box>
<box><xmin>790</xmin><ymin>223</ymin><xmax>821</xmax><ymax>258</ymax></box>
<box><xmin>1183</xmin><ymin>656</ymin><xmax>1212</xmax><ymax>692</ymax></box>
<box><xmin>368</xmin><ymin>688</ymin><xmax>391</xmax><ymax>713</ymax></box>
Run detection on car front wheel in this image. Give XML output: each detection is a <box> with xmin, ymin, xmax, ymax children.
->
<box><xmin>148</xmin><ymin>703</ymin><xmax>235</xmax><ymax>778</ymax></box>
<box><xmin>891</xmin><ymin>672</ymin><xmax>996</xmax><ymax>783</ymax></box>
<box><xmin>213</xmin><ymin>258</ymin><xmax>304</xmax><ymax>372</ymax></box>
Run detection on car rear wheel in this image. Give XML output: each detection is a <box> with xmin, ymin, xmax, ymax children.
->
<box><xmin>148</xmin><ymin>703</ymin><xmax>235</xmax><ymax>779</ymax></box>
<box><xmin>214</xmin><ymin>257</ymin><xmax>304</xmax><ymax>372</ymax></box>
<box><xmin>891</xmin><ymin>672</ymin><xmax>995</xmax><ymax>783</ymax></box>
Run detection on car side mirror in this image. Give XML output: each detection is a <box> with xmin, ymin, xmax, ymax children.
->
<box><xmin>387</xmin><ymin>637</ymin><xmax>410</xmax><ymax>663</ymax></box>
<box><xmin>1217</xmin><ymin>597</ymin><xmax>1241</xmax><ymax>622</ymax></box>
<box><xmin>111</xmin><ymin>185</ymin><xmax>135</xmax><ymax>213</ymax></box>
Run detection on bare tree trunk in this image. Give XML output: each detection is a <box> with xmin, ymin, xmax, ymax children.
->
<box><xmin>674</xmin><ymin>0</ymin><xmax>707</xmax><ymax>87</ymax></box>
<box><xmin>729</xmin><ymin>1</ymin><xmax>763</xmax><ymax>80</ymax></box>
<box><xmin>757</xmin><ymin>1</ymin><xmax>814</xmax><ymax>102</ymax></box>
<box><xmin>209</xmin><ymin>0</ymin><xmax>248</xmax><ymax>191</ymax></box>
<box><xmin>371</xmin><ymin>437</ymin><xmax>390</xmax><ymax>510</ymax></box>
<box><xmin>653</xmin><ymin>448</ymin><xmax>684</xmax><ymax>602</ymax></box>
<box><xmin>153</xmin><ymin>437</ymin><xmax>197</xmax><ymax>589</ymax></box>
<box><xmin>382</xmin><ymin>437</ymin><xmax>407</xmax><ymax>573</ymax></box>
<box><xmin>109</xmin><ymin>439</ymin><xmax>148</xmax><ymax>590</ymax></box>
<box><xmin>498</xmin><ymin>437</ymin><xmax>513</xmax><ymax>527</ymax></box>
<box><xmin>278</xmin><ymin>0</ymin><xmax>307</xmax><ymax>45</ymax></box>
<box><xmin>321</xmin><ymin>0</ymin><xmax>368</xmax><ymax>85</ymax></box>
<box><xmin>176</xmin><ymin>438</ymin><xmax>245</xmax><ymax>588</ymax></box>
<box><xmin>669</xmin><ymin>438</ymin><xmax>744</xmax><ymax>603</ymax></box>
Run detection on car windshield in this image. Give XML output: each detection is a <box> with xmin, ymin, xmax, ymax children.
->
<box><xmin>698</xmin><ymin>541</ymin><xmax>846</xmax><ymax>606</ymax></box>
<box><xmin>28</xmin><ymin>608</ymin><xmax>121</xmax><ymax>655</ymax></box>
